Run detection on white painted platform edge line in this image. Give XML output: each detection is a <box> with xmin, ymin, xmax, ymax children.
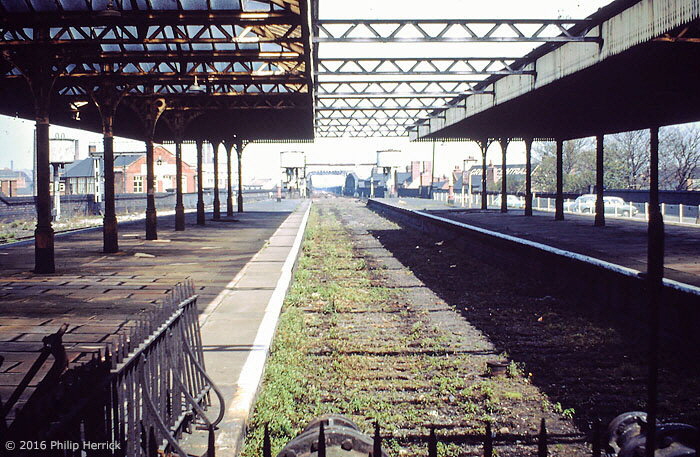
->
<box><xmin>198</xmin><ymin>204</ymin><xmax>303</xmax><ymax>328</ymax></box>
<box><xmin>216</xmin><ymin>201</ymin><xmax>311</xmax><ymax>450</ymax></box>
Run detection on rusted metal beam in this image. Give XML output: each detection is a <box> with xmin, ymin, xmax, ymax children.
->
<box><xmin>0</xmin><ymin>10</ymin><xmax>301</xmax><ymax>29</ymax></box>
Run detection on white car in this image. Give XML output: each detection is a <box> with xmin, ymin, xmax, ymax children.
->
<box><xmin>494</xmin><ymin>194</ymin><xmax>525</xmax><ymax>208</ymax></box>
<box><xmin>567</xmin><ymin>194</ymin><xmax>638</xmax><ymax>217</ymax></box>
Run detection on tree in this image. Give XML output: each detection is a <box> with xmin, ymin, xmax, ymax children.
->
<box><xmin>532</xmin><ymin>138</ymin><xmax>595</xmax><ymax>193</ymax></box>
<box><xmin>493</xmin><ymin>176</ymin><xmax>525</xmax><ymax>194</ymax></box>
<box><xmin>660</xmin><ymin>124</ymin><xmax>700</xmax><ymax>191</ymax></box>
<box><xmin>606</xmin><ymin>130</ymin><xmax>649</xmax><ymax>189</ymax></box>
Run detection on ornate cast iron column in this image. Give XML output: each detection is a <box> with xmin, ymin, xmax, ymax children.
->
<box><xmin>225</xmin><ymin>141</ymin><xmax>234</xmax><ymax>217</ymax></box>
<box><xmin>126</xmin><ymin>96</ymin><xmax>166</xmax><ymax>240</ymax></box>
<box><xmin>162</xmin><ymin>110</ymin><xmax>198</xmax><ymax>231</ymax></box>
<box><xmin>237</xmin><ymin>139</ymin><xmax>245</xmax><ymax>213</ymax></box>
<box><xmin>5</xmin><ymin>27</ymin><xmax>59</xmax><ymax>273</ymax></box>
<box><xmin>88</xmin><ymin>79</ymin><xmax>126</xmax><ymax>252</ymax></box>
<box><xmin>211</xmin><ymin>140</ymin><xmax>221</xmax><ymax>220</ymax></box>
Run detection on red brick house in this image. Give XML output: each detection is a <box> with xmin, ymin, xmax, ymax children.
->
<box><xmin>115</xmin><ymin>146</ymin><xmax>196</xmax><ymax>194</ymax></box>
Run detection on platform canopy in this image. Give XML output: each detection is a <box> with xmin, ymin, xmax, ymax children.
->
<box><xmin>0</xmin><ymin>0</ymin><xmax>314</xmax><ymax>141</ymax></box>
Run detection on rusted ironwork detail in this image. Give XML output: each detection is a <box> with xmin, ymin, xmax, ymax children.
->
<box><xmin>606</xmin><ymin>411</ymin><xmax>697</xmax><ymax>457</ymax></box>
<box><xmin>276</xmin><ymin>415</ymin><xmax>389</xmax><ymax>457</ymax></box>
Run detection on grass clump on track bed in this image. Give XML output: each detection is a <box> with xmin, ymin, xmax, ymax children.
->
<box><xmin>242</xmin><ymin>201</ymin><xmax>589</xmax><ymax>457</ymax></box>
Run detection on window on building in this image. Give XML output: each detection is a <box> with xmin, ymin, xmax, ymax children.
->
<box><xmin>133</xmin><ymin>176</ymin><xmax>144</xmax><ymax>193</ymax></box>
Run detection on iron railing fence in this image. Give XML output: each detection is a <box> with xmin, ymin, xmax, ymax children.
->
<box><xmin>0</xmin><ymin>281</ymin><xmax>224</xmax><ymax>457</ymax></box>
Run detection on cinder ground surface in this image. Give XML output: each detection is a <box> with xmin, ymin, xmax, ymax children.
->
<box><xmin>245</xmin><ymin>198</ymin><xmax>700</xmax><ymax>457</ymax></box>
<box><xmin>380</xmin><ymin>197</ymin><xmax>700</xmax><ymax>287</ymax></box>
<box><xmin>0</xmin><ymin>200</ymin><xmax>300</xmax><ymax>424</ymax></box>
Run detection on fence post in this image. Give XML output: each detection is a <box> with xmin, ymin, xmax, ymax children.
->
<box><xmin>679</xmin><ymin>204</ymin><xmax>684</xmax><ymax>223</ymax></box>
<box><xmin>661</xmin><ymin>202</ymin><xmax>666</xmax><ymax>219</ymax></box>
<box><xmin>538</xmin><ymin>418</ymin><xmax>548</xmax><ymax>457</ymax></box>
<box><xmin>484</xmin><ymin>422</ymin><xmax>493</xmax><ymax>457</ymax></box>
<box><xmin>547</xmin><ymin>198</ymin><xmax>551</xmax><ymax>211</ymax></box>
<box><xmin>263</xmin><ymin>424</ymin><xmax>271</xmax><ymax>457</ymax></box>
<box><xmin>428</xmin><ymin>427</ymin><xmax>438</xmax><ymax>457</ymax></box>
<box><xmin>645</xmin><ymin>202</ymin><xmax>649</xmax><ymax>222</ymax></box>
<box><xmin>373</xmin><ymin>422</ymin><xmax>382</xmax><ymax>457</ymax></box>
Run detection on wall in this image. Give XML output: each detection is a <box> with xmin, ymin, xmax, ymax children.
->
<box><xmin>0</xmin><ymin>190</ymin><xmax>270</xmax><ymax>223</ymax></box>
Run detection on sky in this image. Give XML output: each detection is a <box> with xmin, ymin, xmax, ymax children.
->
<box><xmin>0</xmin><ymin>0</ymin><xmax>614</xmax><ymax>186</ymax></box>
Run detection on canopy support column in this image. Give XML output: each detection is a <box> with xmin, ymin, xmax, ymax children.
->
<box><xmin>524</xmin><ymin>138</ymin><xmax>533</xmax><ymax>216</ymax></box>
<box><xmin>11</xmin><ymin>27</ymin><xmax>58</xmax><ymax>273</ymax></box>
<box><xmin>89</xmin><ymin>80</ymin><xmax>125</xmax><ymax>252</ymax></box>
<box><xmin>162</xmin><ymin>110</ymin><xmax>197</xmax><ymax>231</ymax></box>
<box><xmin>555</xmin><ymin>139</ymin><xmax>564</xmax><ymax>221</ymax></box>
<box><xmin>124</xmin><ymin>96</ymin><xmax>167</xmax><ymax>240</ymax></box>
<box><xmin>645</xmin><ymin>125</ymin><xmax>664</xmax><ymax>457</ymax></box>
<box><xmin>175</xmin><ymin>141</ymin><xmax>185</xmax><ymax>231</ymax></box>
<box><xmin>225</xmin><ymin>141</ymin><xmax>234</xmax><ymax>217</ymax></box>
<box><xmin>499</xmin><ymin>138</ymin><xmax>510</xmax><ymax>213</ymax></box>
<box><xmin>237</xmin><ymin>139</ymin><xmax>245</xmax><ymax>213</ymax></box>
<box><xmin>477</xmin><ymin>139</ymin><xmax>490</xmax><ymax>210</ymax></box>
<box><xmin>196</xmin><ymin>140</ymin><xmax>205</xmax><ymax>226</ymax></box>
<box><xmin>212</xmin><ymin>140</ymin><xmax>221</xmax><ymax>221</ymax></box>
<box><xmin>594</xmin><ymin>134</ymin><xmax>605</xmax><ymax>227</ymax></box>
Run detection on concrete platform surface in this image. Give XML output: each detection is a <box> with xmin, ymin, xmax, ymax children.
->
<box><xmin>374</xmin><ymin>197</ymin><xmax>700</xmax><ymax>287</ymax></box>
<box><xmin>0</xmin><ymin>199</ymin><xmax>303</xmax><ymax>427</ymax></box>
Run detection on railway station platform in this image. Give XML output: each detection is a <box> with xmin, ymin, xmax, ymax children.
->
<box><xmin>371</xmin><ymin>197</ymin><xmax>700</xmax><ymax>288</ymax></box>
<box><xmin>0</xmin><ymin>199</ymin><xmax>310</xmax><ymax>452</ymax></box>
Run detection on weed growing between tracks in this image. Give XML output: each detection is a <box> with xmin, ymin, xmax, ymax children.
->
<box><xmin>243</xmin><ymin>201</ymin><xmax>589</xmax><ymax>457</ymax></box>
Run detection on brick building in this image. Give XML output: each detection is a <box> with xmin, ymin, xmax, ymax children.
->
<box><xmin>115</xmin><ymin>146</ymin><xmax>196</xmax><ymax>194</ymax></box>
<box><xmin>0</xmin><ymin>169</ymin><xmax>31</xmax><ymax>196</ymax></box>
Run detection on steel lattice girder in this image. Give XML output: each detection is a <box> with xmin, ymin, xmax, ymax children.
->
<box><xmin>317</xmin><ymin>57</ymin><xmax>532</xmax><ymax>76</ymax></box>
<box><xmin>314</xmin><ymin>19</ymin><xmax>598</xmax><ymax>43</ymax></box>
<box><xmin>316</xmin><ymin>80</ymin><xmax>486</xmax><ymax>96</ymax></box>
<box><xmin>311</xmin><ymin>15</ymin><xmax>598</xmax><ymax>137</ymax></box>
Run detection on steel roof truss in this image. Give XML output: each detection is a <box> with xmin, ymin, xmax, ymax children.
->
<box><xmin>314</xmin><ymin>19</ymin><xmax>597</xmax><ymax>43</ymax></box>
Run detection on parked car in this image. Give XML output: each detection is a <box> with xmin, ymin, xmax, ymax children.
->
<box><xmin>567</xmin><ymin>194</ymin><xmax>596</xmax><ymax>213</ymax></box>
<box><xmin>567</xmin><ymin>194</ymin><xmax>638</xmax><ymax>216</ymax></box>
<box><xmin>603</xmin><ymin>196</ymin><xmax>639</xmax><ymax>217</ymax></box>
<box><xmin>494</xmin><ymin>194</ymin><xmax>525</xmax><ymax>209</ymax></box>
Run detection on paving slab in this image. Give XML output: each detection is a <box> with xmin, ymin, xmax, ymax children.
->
<box><xmin>0</xmin><ymin>199</ymin><xmax>303</xmax><ymax>433</ymax></box>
